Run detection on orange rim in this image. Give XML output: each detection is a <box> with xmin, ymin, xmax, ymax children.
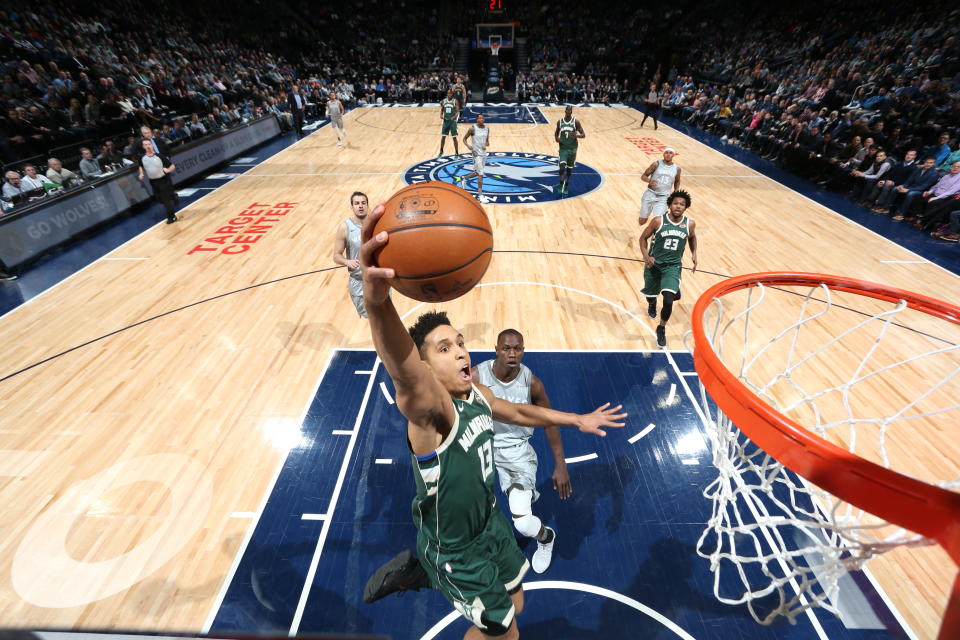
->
<box><xmin>690</xmin><ymin>272</ymin><xmax>960</xmax><ymax>565</ymax></box>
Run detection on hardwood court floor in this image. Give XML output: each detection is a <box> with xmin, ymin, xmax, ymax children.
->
<box><xmin>0</xmin><ymin>105</ymin><xmax>956</xmax><ymax>638</ymax></box>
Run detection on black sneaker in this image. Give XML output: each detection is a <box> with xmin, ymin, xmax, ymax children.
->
<box><xmin>647</xmin><ymin>303</ymin><xmax>657</xmax><ymax>319</ymax></box>
<box><xmin>363</xmin><ymin>549</ymin><xmax>431</xmax><ymax>604</ymax></box>
<box><xmin>656</xmin><ymin>325</ymin><xmax>666</xmax><ymax>348</ymax></box>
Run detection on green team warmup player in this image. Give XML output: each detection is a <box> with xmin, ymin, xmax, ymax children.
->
<box><xmin>439</xmin><ymin>88</ymin><xmax>461</xmax><ymax>157</ymax></box>
<box><xmin>357</xmin><ymin>202</ymin><xmax>627</xmax><ymax>639</ymax></box>
<box><xmin>554</xmin><ymin>105</ymin><xmax>585</xmax><ymax>195</ymax></box>
<box><xmin>639</xmin><ymin>189</ymin><xmax>698</xmax><ymax>349</ymax></box>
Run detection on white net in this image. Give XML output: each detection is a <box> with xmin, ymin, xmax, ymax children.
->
<box><xmin>690</xmin><ymin>280</ymin><xmax>960</xmax><ymax>626</ymax></box>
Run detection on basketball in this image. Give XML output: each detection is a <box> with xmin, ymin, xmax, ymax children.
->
<box><xmin>373</xmin><ymin>181</ymin><xmax>493</xmax><ymax>303</ymax></box>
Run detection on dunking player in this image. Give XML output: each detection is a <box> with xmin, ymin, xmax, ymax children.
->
<box><xmin>638</xmin><ymin>148</ymin><xmax>681</xmax><ymax>225</ymax></box>
<box><xmin>439</xmin><ymin>88</ymin><xmax>461</xmax><ymax>157</ymax></box>
<box><xmin>459</xmin><ymin>114</ymin><xmax>491</xmax><ymax>202</ymax></box>
<box><xmin>639</xmin><ymin>190</ymin><xmax>698</xmax><ymax>348</ymax></box>
<box><xmin>331</xmin><ymin>191</ymin><xmax>369</xmax><ymax>318</ymax></box>
<box><xmin>358</xmin><ymin>204</ymin><xmax>626</xmax><ymax>638</ymax></box>
<box><xmin>555</xmin><ymin>105</ymin><xmax>585</xmax><ymax>195</ymax></box>
<box><xmin>472</xmin><ymin>329</ymin><xmax>570</xmax><ymax>574</ymax></box>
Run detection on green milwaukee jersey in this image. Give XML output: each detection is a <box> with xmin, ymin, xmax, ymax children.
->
<box><xmin>411</xmin><ymin>386</ymin><xmax>497</xmax><ymax>548</ymax></box>
<box><xmin>558</xmin><ymin>116</ymin><xmax>578</xmax><ymax>150</ymax></box>
<box><xmin>442</xmin><ymin>99</ymin><xmax>458</xmax><ymax>122</ymax></box>
<box><xmin>649</xmin><ymin>214</ymin><xmax>689</xmax><ymax>265</ymax></box>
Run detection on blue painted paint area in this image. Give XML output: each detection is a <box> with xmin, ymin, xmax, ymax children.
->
<box><xmin>0</xmin><ymin>121</ymin><xmax>321</xmax><ymax>317</ymax></box>
<box><xmin>637</xmin><ymin>105</ymin><xmax>960</xmax><ymax>277</ymax></box>
<box><xmin>210</xmin><ymin>349</ymin><xmax>378</xmax><ymax>632</ymax></box>
<box><xmin>459</xmin><ymin>105</ymin><xmax>547</xmax><ymax>124</ymax></box>
<box><xmin>211</xmin><ymin>349</ymin><xmax>906</xmax><ymax>639</ymax></box>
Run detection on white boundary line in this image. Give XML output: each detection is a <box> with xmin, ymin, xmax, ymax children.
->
<box><xmin>564</xmin><ymin>453</ymin><xmax>599</xmax><ymax>464</ymax></box>
<box><xmin>879</xmin><ymin>260</ymin><xmax>929</xmax><ymax>264</ymax></box>
<box><xmin>379</xmin><ymin>381</ymin><xmax>395</xmax><ymax>405</ymax></box>
<box><xmin>418</xmin><ymin>580</ymin><xmax>696</xmax><ymax>640</ymax></box>
<box><xmin>628</xmin><ymin>423</ymin><xmax>656</xmax><ymax>444</ymax></box>
<box><xmin>201</xmin><ymin>348</ymin><xmax>340</xmax><ymax>632</ymax></box>
<box><xmin>288</xmin><ymin>356</ymin><xmax>382</xmax><ymax>635</ymax></box>
<box><xmin>666</xmin><ymin>384</ymin><xmax>677</xmax><ymax>405</ymax></box>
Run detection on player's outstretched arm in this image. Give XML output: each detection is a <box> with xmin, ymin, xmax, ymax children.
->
<box><xmin>477</xmin><ymin>384</ymin><xmax>626</xmax><ymax>436</ymax></box>
<box><xmin>360</xmin><ymin>204</ymin><xmax>453</xmax><ymax>428</ymax></box>
<box><xmin>576</xmin><ymin>120</ymin><xmax>586</xmax><ymax>138</ymax></box>
<box><xmin>674</xmin><ymin>166</ymin><xmax>682</xmax><ymax>190</ymax></box>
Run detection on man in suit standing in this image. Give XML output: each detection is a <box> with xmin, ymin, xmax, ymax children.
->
<box><xmin>288</xmin><ymin>84</ymin><xmax>305</xmax><ymax>139</ymax></box>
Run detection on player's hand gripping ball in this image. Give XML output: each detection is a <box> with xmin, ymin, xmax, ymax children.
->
<box><xmin>372</xmin><ymin>182</ymin><xmax>493</xmax><ymax>303</ymax></box>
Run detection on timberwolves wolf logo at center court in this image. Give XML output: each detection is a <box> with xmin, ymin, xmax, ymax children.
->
<box><xmin>403</xmin><ymin>152</ymin><xmax>603</xmax><ymax>204</ymax></box>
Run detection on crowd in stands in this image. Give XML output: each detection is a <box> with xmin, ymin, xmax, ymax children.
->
<box><xmin>0</xmin><ymin>0</ymin><xmax>469</xmax><ymax>211</ymax></box>
<box><xmin>651</xmin><ymin>0</ymin><xmax>960</xmax><ymax>242</ymax></box>
<box><xmin>4</xmin><ymin>0</ymin><xmax>960</xmax><ymax>242</ymax></box>
<box><xmin>516</xmin><ymin>71</ymin><xmax>628</xmax><ymax>104</ymax></box>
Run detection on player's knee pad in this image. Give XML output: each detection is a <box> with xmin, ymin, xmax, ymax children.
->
<box><xmin>513</xmin><ymin>513</ymin><xmax>542</xmax><ymax>538</ymax></box>
<box><xmin>507</xmin><ymin>485</ymin><xmax>541</xmax><ymax>537</ymax></box>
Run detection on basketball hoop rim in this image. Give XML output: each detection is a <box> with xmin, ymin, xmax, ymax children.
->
<box><xmin>691</xmin><ymin>271</ymin><xmax>960</xmax><ymax>564</ymax></box>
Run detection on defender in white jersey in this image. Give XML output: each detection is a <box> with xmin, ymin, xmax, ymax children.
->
<box><xmin>459</xmin><ymin>114</ymin><xmax>491</xmax><ymax>202</ymax></box>
<box><xmin>638</xmin><ymin>148</ymin><xmax>682</xmax><ymax>225</ymax></box>
<box><xmin>471</xmin><ymin>329</ymin><xmax>571</xmax><ymax>574</ymax></box>
<box><xmin>332</xmin><ymin>191</ymin><xmax>369</xmax><ymax>317</ymax></box>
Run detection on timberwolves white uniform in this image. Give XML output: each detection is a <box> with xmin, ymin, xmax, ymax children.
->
<box><xmin>640</xmin><ymin>160</ymin><xmax>678</xmax><ymax>219</ymax></box>
<box><xmin>471</xmin><ymin>125</ymin><xmax>490</xmax><ymax>175</ymax></box>
<box><xmin>327</xmin><ymin>99</ymin><xmax>344</xmax><ymax>131</ymax></box>
<box><xmin>344</xmin><ymin>218</ymin><xmax>365</xmax><ymax>317</ymax></box>
<box><xmin>475</xmin><ymin>360</ymin><xmax>540</xmax><ymax>501</ymax></box>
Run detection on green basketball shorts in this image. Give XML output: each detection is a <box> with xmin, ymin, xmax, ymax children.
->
<box><xmin>642</xmin><ymin>262</ymin><xmax>683</xmax><ymax>296</ymax></box>
<box><xmin>417</xmin><ymin>509</ymin><xmax>529</xmax><ymax>636</ymax></box>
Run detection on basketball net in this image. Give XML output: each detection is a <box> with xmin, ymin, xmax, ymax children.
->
<box><xmin>490</xmin><ymin>35</ymin><xmax>501</xmax><ymax>57</ymax></box>
<box><xmin>688</xmin><ymin>273</ymin><xmax>960</xmax><ymax>637</ymax></box>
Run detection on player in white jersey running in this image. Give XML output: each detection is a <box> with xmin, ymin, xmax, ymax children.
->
<box><xmin>459</xmin><ymin>114</ymin><xmax>491</xmax><ymax>202</ymax></box>
<box><xmin>472</xmin><ymin>329</ymin><xmax>570</xmax><ymax>573</ymax></box>
<box><xmin>332</xmin><ymin>191</ymin><xmax>369</xmax><ymax>317</ymax></box>
<box><xmin>326</xmin><ymin>95</ymin><xmax>346</xmax><ymax>146</ymax></box>
<box><xmin>638</xmin><ymin>148</ymin><xmax>682</xmax><ymax>225</ymax></box>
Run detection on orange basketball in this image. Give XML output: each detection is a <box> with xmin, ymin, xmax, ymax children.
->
<box><xmin>373</xmin><ymin>182</ymin><xmax>493</xmax><ymax>303</ymax></box>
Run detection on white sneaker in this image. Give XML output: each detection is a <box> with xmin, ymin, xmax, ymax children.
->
<box><xmin>337</xmin><ymin>140</ymin><xmax>343</xmax><ymax>146</ymax></box>
<box><xmin>531</xmin><ymin>527</ymin><xmax>555</xmax><ymax>574</ymax></box>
